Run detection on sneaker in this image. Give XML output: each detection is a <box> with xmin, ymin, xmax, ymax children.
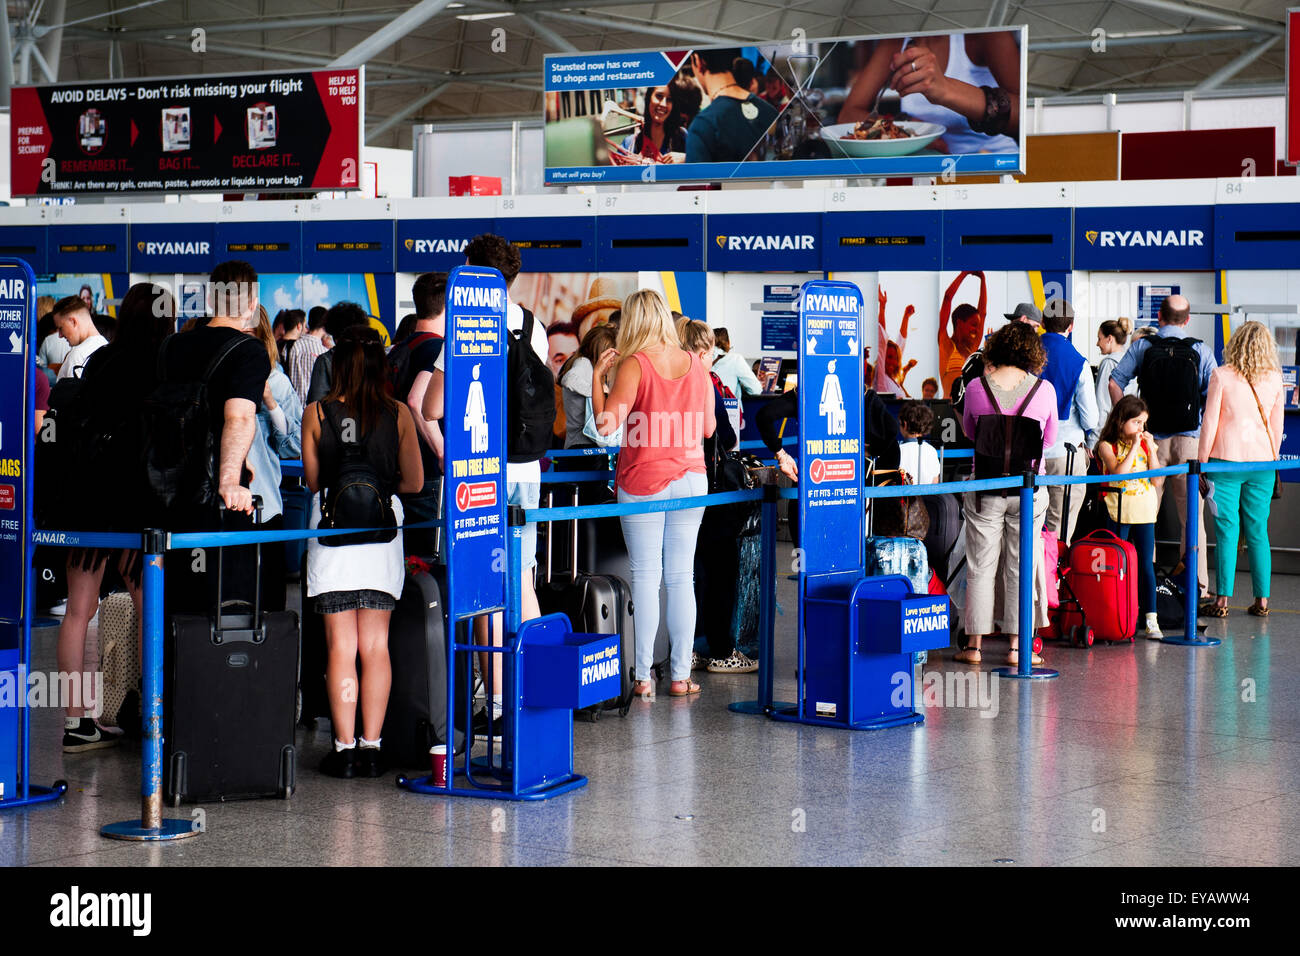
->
<box><xmin>319</xmin><ymin>747</ymin><xmax>356</xmax><ymax>779</ymax></box>
<box><xmin>1144</xmin><ymin>613</ymin><xmax>1164</xmax><ymax>641</ymax></box>
<box><xmin>354</xmin><ymin>748</ymin><xmax>386</xmax><ymax>778</ymax></box>
<box><xmin>49</xmin><ymin>600</ymin><xmax>68</xmax><ymax>617</ymax></box>
<box><xmin>707</xmin><ymin>651</ymin><xmax>759</xmax><ymax>674</ymax></box>
<box><xmin>472</xmin><ymin>708</ymin><xmax>504</xmax><ymax>742</ymax></box>
<box><xmin>62</xmin><ymin>718</ymin><xmax>116</xmax><ymax>753</ymax></box>
<box><xmin>93</xmin><ymin>719</ymin><xmax>125</xmax><ymax>738</ymax></box>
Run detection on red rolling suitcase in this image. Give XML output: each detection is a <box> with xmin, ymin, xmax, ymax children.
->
<box><xmin>1063</xmin><ymin>529</ymin><xmax>1138</xmax><ymax>643</ymax></box>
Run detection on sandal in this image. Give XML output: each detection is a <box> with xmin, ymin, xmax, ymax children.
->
<box><xmin>1006</xmin><ymin>650</ymin><xmax>1044</xmax><ymax>666</ymax></box>
<box><xmin>953</xmin><ymin>648</ymin><xmax>982</xmax><ymax>664</ymax></box>
<box><xmin>668</xmin><ymin>679</ymin><xmax>701</xmax><ymax>697</ymax></box>
<box><xmin>1200</xmin><ymin>602</ymin><xmax>1228</xmax><ymax>619</ymax></box>
<box><xmin>633</xmin><ymin>679</ymin><xmax>655</xmax><ymax>700</ymax></box>
<box><xmin>1248</xmin><ymin>603</ymin><xmax>1269</xmax><ymax>617</ymax></box>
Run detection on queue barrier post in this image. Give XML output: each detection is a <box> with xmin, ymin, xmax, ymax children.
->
<box><xmin>730</xmin><ymin>484</ymin><xmax>794</xmax><ymax>717</ymax></box>
<box><xmin>993</xmin><ymin>471</ymin><xmax>1059</xmax><ymax>681</ymax></box>
<box><xmin>1162</xmin><ymin>459</ymin><xmax>1221</xmax><ymax>648</ymax></box>
<box><xmin>102</xmin><ymin>529</ymin><xmax>200</xmax><ymax>841</ymax></box>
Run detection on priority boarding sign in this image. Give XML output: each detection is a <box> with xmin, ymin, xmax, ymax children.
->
<box><xmin>443</xmin><ymin>265</ymin><xmax>508</xmax><ymax>622</ymax></box>
<box><xmin>797</xmin><ymin>280</ymin><xmax>864</xmax><ymax>575</ymax></box>
<box><xmin>0</xmin><ymin>261</ymin><xmax>35</xmax><ymax>629</ymax></box>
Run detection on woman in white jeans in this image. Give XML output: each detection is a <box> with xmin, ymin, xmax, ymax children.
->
<box><xmin>592</xmin><ymin>289</ymin><xmax>716</xmax><ymax>698</ymax></box>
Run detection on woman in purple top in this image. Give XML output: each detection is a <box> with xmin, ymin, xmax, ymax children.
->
<box><xmin>956</xmin><ymin>322</ymin><xmax>1058</xmax><ymax>666</ymax></box>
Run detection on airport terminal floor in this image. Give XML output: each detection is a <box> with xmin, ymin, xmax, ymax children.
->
<box><xmin>9</xmin><ymin>567</ymin><xmax>1297</xmax><ymax>869</ymax></box>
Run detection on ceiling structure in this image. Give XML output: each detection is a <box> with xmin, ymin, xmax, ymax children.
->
<box><xmin>1</xmin><ymin>0</ymin><xmax>1292</xmax><ymax>147</ymax></box>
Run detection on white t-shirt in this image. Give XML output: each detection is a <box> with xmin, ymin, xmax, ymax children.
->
<box><xmin>37</xmin><ymin>332</ymin><xmax>71</xmax><ymax>368</ymax></box>
<box><xmin>56</xmin><ymin>334</ymin><xmax>107</xmax><ymax>380</ymax></box>
<box><xmin>436</xmin><ymin>300</ymin><xmax>548</xmax><ymax>485</ymax></box>
<box><xmin>898</xmin><ymin>438</ymin><xmax>940</xmax><ymax>484</ymax></box>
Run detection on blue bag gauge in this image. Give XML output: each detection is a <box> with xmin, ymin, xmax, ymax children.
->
<box><xmin>443</xmin><ymin>266</ymin><xmax>508</xmax><ymax>623</ymax></box>
<box><xmin>797</xmin><ymin>280</ymin><xmax>864</xmax><ymax>575</ymax></box>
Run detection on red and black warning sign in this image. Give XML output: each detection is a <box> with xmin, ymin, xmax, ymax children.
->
<box><xmin>10</xmin><ymin>67</ymin><xmax>362</xmax><ymax>197</ymax></box>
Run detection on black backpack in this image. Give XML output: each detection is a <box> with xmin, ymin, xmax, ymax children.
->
<box><xmin>316</xmin><ymin>402</ymin><xmax>397</xmax><ymax>548</ymax></box>
<box><xmin>951</xmin><ymin>350</ymin><xmax>985</xmax><ymax>417</ymax></box>
<box><xmin>142</xmin><ymin>335</ymin><xmax>247</xmax><ymax>520</ymax></box>
<box><xmin>1138</xmin><ymin>336</ymin><xmax>1202</xmax><ymax>435</ymax></box>
<box><xmin>385</xmin><ymin>331</ymin><xmax>442</xmax><ymax>404</ymax></box>
<box><xmin>507</xmin><ymin>308</ymin><xmax>556</xmax><ymax>463</ymax></box>
<box><xmin>971</xmin><ymin>375</ymin><xmax>1046</xmax><ymax>492</ymax></box>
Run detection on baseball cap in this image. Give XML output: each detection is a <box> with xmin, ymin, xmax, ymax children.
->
<box><xmin>1005</xmin><ymin>302</ymin><xmax>1042</xmax><ymax>326</ymax></box>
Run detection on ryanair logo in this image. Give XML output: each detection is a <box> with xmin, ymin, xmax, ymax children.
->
<box><xmin>404</xmin><ymin>237</ymin><xmax>469</xmax><ymax>254</ymax></box>
<box><xmin>1084</xmin><ymin>229</ymin><xmax>1204</xmax><ymax>248</ymax></box>
<box><xmin>715</xmin><ymin>234</ymin><xmax>815</xmax><ymax>252</ymax></box>
<box><xmin>136</xmin><ymin>240</ymin><xmax>210</xmax><ymax>256</ymax></box>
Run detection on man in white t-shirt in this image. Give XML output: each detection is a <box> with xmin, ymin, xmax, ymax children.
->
<box><xmin>896</xmin><ymin>400</ymin><xmax>940</xmax><ymax>484</ymax></box>
<box><xmin>51</xmin><ymin>296</ymin><xmax>107</xmax><ymax>380</ymax></box>
<box><xmin>423</xmin><ymin>235</ymin><xmax>551</xmax><ymax>734</ymax></box>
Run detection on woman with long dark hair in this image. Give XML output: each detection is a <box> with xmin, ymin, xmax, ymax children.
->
<box><xmin>620</xmin><ymin>85</ymin><xmax>686</xmax><ymax>162</ymax></box>
<box><xmin>302</xmin><ymin>326</ymin><xmax>423</xmax><ymax>778</ymax></box>
<box><xmin>54</xmin><ymin>282</ymin><xmax>175</xmax><ymax>751</ymax></box>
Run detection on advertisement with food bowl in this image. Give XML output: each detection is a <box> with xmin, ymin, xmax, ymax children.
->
<box><xmin>542</xmin><ymin>25</ymin><xmax>1026</xmax><ymax>184</ymax></box>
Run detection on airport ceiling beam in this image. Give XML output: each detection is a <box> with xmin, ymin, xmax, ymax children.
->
<box><xmin>329</xmin><ymin>0</ymin><xmax>457</xmax><ymax>68</ymax></box>
<box><xmin>1194</xmin><ymin>34</ymin><xmax>1281</xmax><ymax>92</ymax></box>
<box><xmin>535</xmin><ymin>9</ymin><xmax>759</xmax><ymax>45</ymax></box>
<box><xmin>1116</xmin><ymin>0</ymin><xmax>1285</xmax><ymax>36</ymax></box>
<box><xmin>520</xmin><ymin>15</ymin><xmax>579</xmax><ymax>54</ymax></box>
<box><xmin>985</xmin><ymin>0</ymin><xmax>1011</xmax><ymax>28</ymax></box>
<box><xmin>1031</xmin><ymin>27</ymin><xmax>1262</xmax><ymax>50</ymax></box>
<box><xmin>366</xmin><ymin>82</ymin><xmax>453</xmax><ymax>142</ymax></box>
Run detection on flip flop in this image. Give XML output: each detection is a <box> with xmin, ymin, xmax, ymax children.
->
<box><xmin>633</xmin><ymin>680</ymin><xmax>656</xmax><ymax>700</ymax></box>
<box><xmin>1248</xmin><ymin>604</ymin><xmax>1269</xmax><ymax>617</ymax></box>
<box><xmin>1200</xmin><ymin>602</ymin><xmax>1228</xmax><ymax>618</ymax></box>
<box><xmin>668</xmin><ymin>680</ymin><xmax>701</xmax><ymax>697</ymax></box>
<box><xmin>953</xmin><ymin>648</ymin><xmax>982</xmax><ymax>664</ymax></box>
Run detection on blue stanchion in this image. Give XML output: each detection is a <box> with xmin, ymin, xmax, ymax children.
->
<box><xmin>1163</xmin><ymin>459</ymin><xmax>1222</xmax><ymax>648</ymax></box>
<box><xmin>993</xmin><ymin>473</ymin><xmax>1059</xmax><ymax>681</ymax></box>
<box><xmin>538</xmin><ymin>471</ymin><xmax>613</xmax><ymax>484</ymax></box>
<box><xmin>730</xmin><ymin>488</ymin><xmax>794</xmax><ymax>717</ymax></box>
<box><xmin>102</xmin><ymin>531</ymin><xmax>200</xmax><ymax>841</ymax></box>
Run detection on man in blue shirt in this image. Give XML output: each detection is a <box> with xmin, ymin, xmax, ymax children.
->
<box><xmin>1109</xmin><ymin>294</ymin><xmax>1217</xmax><ymax>597</ymax></box>
<box><xmin>1039</xmin><ymin>301</ymin><xmax>1098</xmax><ymax>544</ymax></box>
<box><xmin>684</xmin><ymin>48</ymin><xmax>779</xmax><ymax>165</ymax></box>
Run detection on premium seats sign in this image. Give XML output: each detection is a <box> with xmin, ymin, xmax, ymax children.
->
<box><xmin>10</xmin><ymin>68</ymin><xmax>362</xmax><ymax>197</ymax></box>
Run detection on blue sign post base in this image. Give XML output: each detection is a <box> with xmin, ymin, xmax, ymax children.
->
<box><xmin>769</xmin><ymin>706</ymin><xmax>925</xmax><ymax>731</ymax></box>
<box><xmin>101</xmin><ymin>818</ymin><xmax>201</xmax><ymax>842</ymax></box>
<box><xmin>396</xmin><ymin>770</ymin><xmax>588</xmax><ymax>802</ymax></box>
<box><xmin>729</xmin><ymin>700</ymin><xmax>797</xmax><ymax>717</ymax></box>
<box><xmin>991</xmin><ymin>666</ymin><xmax>1061</xmax><ymax>681</ymax></box>
<box><xmin>1160</xmin><ymin>635</ymin><xmax>1222</xmax><ymax>648</ymax></box>
<box><xmin>0</xmin><ymin>780</ymin><xmax>67</xmax><ymax>811</ymax></box>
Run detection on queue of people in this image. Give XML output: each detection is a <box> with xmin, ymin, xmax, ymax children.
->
<box><xmin>29</xmin><ymin>253</ymin><xmax>1287</xmax><ymax>783</ymax></box>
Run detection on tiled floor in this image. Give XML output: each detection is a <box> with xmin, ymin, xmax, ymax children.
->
<box><xmin>4</xmin><ymin>568</ymin><xmax>1298</xmax><ymax>867</ymax></box>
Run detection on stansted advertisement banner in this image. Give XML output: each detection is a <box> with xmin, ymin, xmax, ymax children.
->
<box><xmin>543</xmin><ymin>26</ymin><xmax>1026</xmax><ymax>184</ymax></box>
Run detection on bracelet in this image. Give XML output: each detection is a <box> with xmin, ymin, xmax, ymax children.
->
<box><xmin>970</xmin><ymin>85</ymin><xmax>1011</xmax><ymax>136</ymax></box>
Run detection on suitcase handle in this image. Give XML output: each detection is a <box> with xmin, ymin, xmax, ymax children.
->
<box><xmin>213</xmin><ymin>495</ymin><xmax>265</xmax><ymax>645</ymax></box>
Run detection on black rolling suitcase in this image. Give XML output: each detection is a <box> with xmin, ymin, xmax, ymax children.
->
<box><xmin>382</xmin><ymin>566</ymin><xmax>474</xmax><ymax>766</ymax></box>
<box><xmin>537</xmin><ymin>486</ymin><xmax>636</xmax><ymax>720</ymax></box>
<box><xmin>165</xmin><ymin>504</ymin><xmax>299</xmax><ymax>804</ymax></box>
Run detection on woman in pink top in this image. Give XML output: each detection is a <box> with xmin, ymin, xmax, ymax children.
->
<box><xmin>592</xmin><ymin>289</ymin><xmax>715</xmax><ymax>698</ymax></box>
<box><xmin>956</xmin><ymin>322</ymin><xmax>1058</xmax><ymax>666</ymax></box>
<box><xmin>1198</xmin><ymin>321</ymin><xmax>1284</xmax><ymax>618</ymax></box>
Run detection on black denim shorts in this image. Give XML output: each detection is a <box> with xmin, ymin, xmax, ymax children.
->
<box><xmin>313</xmin><ymin>589</ymin><xmax>397</xmax><ymax>614</ymax></box>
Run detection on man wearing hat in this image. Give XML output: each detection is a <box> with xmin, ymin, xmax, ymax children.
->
<box><xmin>1037</xmin><ymin>298</ymin><xmax>1097</xmax><ymax>544</ymax></box>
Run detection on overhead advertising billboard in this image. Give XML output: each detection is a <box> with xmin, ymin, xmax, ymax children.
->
<box><xmin>10</xmin><ymin>67</ymin><xmax>362</xmax><ymax>197</ymax></box>
<box><xmin>543</xmin><ymin>26</ymin><xmax>1026</xmax><ymax>184</ymax></box>
<box><xmin>1289</xmin><ymin>8</ymin><xmax>1299</xmax><ymax>166</ymax></box>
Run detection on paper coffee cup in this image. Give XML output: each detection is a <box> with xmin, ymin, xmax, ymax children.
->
<box><xmin>430</xmin><ymin>745</ymin><xmax>448</xmax><ymax>788</ymax></box>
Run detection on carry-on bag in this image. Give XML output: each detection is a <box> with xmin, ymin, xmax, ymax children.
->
<box><xmin>165</xmin><ymin>500</ymin><xmax>299</xmax><ymax>803</ymax></box>
<box><xmin>1063</xmin><ymin>528</ymin><xmax>1138</xmax><ymax>643</ymax></box>
<box><xmin>537</xmin><ymin>486</ymin><xmax>635</xmax><ymax>720</ymax></box>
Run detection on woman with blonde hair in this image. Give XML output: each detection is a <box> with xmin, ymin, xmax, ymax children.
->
<box><xmin>1198</xmin><ymin>321</ymin><xmax>1284</xmax><ymax>618</ymax></box>
<box><xmin>592</xmin><ymin>290</ymin><xmax>715</xmax><ymax>697</ymax></box>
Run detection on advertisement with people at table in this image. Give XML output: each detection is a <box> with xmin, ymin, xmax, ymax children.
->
<box><xmin>543</xmin><ymin>25</ymin><xmax>1026</xmax><ymax>184</ymax></box>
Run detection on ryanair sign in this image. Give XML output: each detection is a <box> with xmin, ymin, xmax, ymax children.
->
<box><xmin>1074</xmin><ymin>205</ymin><xmax>1214</xmax><ymax>269</ymax></box>
<box><xmin>404</xmin><ymin>237</ymin><xmax>468</xmax><ymax>254</ymax></box>
<box><xmin>1083</xmin><ymin>229</ymin><xmax>1204</xmax><ymax>248</ymax></box>
<box><xmin>135</xmin><ymin>240</ymin><xmax>211</xmax><ymax>256</ymax></box>
<box><xmin>714</xmin><ymin>233</ymin><xmax>815</xmax><ymax>251</ymax></box>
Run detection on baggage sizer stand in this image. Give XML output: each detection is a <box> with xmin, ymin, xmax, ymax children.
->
<box><xmin>396</xmin><ymin>265</ymin><xmax>610</xmax><ymax>801</ymax></box>
<box><xmin>1</xmin><ymin>258</ymin><xmax>68</xmax><ymax>812</ymax></box>
<box><xmin>739</xmin><ymin>280</ymin><xmax>949</xmax><ymax>730</ymax></box>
